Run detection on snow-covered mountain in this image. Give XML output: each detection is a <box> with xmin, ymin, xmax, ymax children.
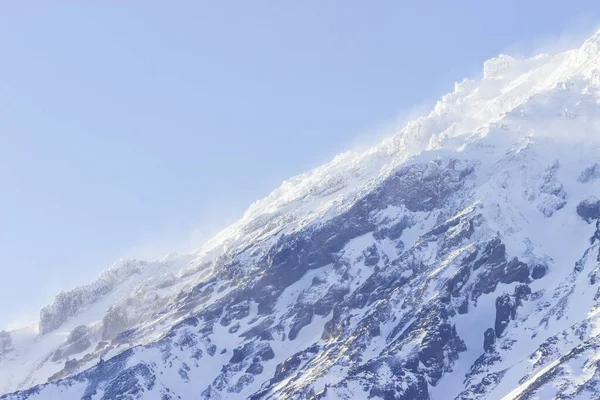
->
<box><xmin>3</xmin><ymin>29</ymin><xmax>600</xmax><ymax>400</ymax></box>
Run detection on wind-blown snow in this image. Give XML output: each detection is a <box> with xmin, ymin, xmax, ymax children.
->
<box><xmin>3</xmin><ymin>27</ymin><xmax>600</xmax><ymax>400</ymax></box>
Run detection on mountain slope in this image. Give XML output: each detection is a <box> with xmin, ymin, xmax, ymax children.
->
<box><xmin>2</xmin><ymin>31</ymin><xmax>600</xmax><ymax>399</ymax></box>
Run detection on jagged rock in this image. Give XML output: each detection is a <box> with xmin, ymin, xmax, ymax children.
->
<box><xmin>531</xmin><ymin>264</ymin><xmax>548</xmax><ymax>280</ymax></box>
<box><xmin>495</xmin><ymin>294</ymin><xmax>516</xmax><ymax>338</ymax></box>
<box><xmin>230</xmin><ymin>342</ymin><xmax>274</xmax><ymax>365</ymax></box>
<box><xmin>577</xmin><ymin>197</ymin><xmax>600</xmax><ymax>223</ymax></box>
<box><xmin>473</xmin><ymin>238</ymin><xmax>506</xmax><ymax>271</ymax></box>
<box><xmin>418</xmin><ymin>323</ymin><xmax>463</xmax><ymax>378</ymax></box>
<box><xmin>288</xmin><ymin>308</ymin><xmax>313</xmax><ymax>340</ymax></box>
<box><xmin>484</xmin><ymin>328</ymin><xmax>496</xmax><ymax>352</ymax></box>
<box><xmin>500</xmin><ymin>258</ymin><xmax>530</xmax><ymax>285</ymax></box>
<box><xmin>68</xmin><ymin>325</ymin><xmax>89</xmax><ymax>342</ymax></box>
<box><xmin>221</xmin><ymin>301</ymin><xmax>250</xmax><ymax>327</ymax></box>
<box><xmin>51</xmin><ymin>324</ymin><xmax>93</xmax><ymax>360</ymax></box>
<box><xmin>578</xmin><ymin>163</ymin><xmax>600</xmax><ymax>183</ymax></box>
<box><xmin>514</xmin><ymin>284</ymin><xmax>532</xmax><ymax>305</ymax></box>
<box><xmin>373</xmin><ymin>217</ymin><xmax>411</xmax><ymax>241</ymax></box>
<box><xmin>239</xmin><ymin>318</ymin><xmax>275</xmax><ymax>341</ymax></box>
<box><xmin>363</xmin><ymin>244</ymin><xmax>380</xmax><ymax>266</ymax></box>
<box><xmin>313</xmin><ymin>286</ymin><xmax>349</xmax><ymax>316</ymax></box>
<box><xmin>271</xmin><ymin>345</ymin><xmax>320</xmax><ymax>385</ymax></box>
<box><xmin>102</xmin><ymin>306</ymin><xmax>130</xmax><ymax>341</ymax></box>
<box><xmin>39</xmin><ymin>259</ymin><xmax>144</xmax><ymax>334</ymax></box>
<box><xmin>537</xmin><ymin>161</ymin><xmax>567</xmax><ymax>217</ymax></box>
<box><xmin>246</xmin><ymin>362</ymin><xmax>263</xmax><ymax>375</ymax></box>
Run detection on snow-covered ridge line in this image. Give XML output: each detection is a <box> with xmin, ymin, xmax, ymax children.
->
<box><xmin>38</xmin><ymin>259</ymin><xmax>147</xmax><ymax>335</ymax></box>
<box><xmin>31</xmin><ymin>28</ymin><xmax>600</xmax><ymax>337</ymax></box>
<box><xmin>4</xmin><ymin>27</ymin><xmax>600</xmax><ymax>400</ymax></box>
<box><xmin>197</xmin><ymin>28</ymin><xmax>600</xmax><ymax>259</ymax></box>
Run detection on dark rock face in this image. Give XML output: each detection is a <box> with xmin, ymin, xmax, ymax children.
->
<box><xmin>246</xmin><ymin>362</ymin><xmax>263</xmax><ymax>375</ymax></box>
<box><xmin>484</xmin><ymin>328</ymin><xmax>496</xmax><ymax>352</ymax></box>
<box><xmin>501</xmin><ymin>259</ymin><xmax>530</xmax><ymax>285</ymax></box>
<box><xmin>230</xmin><ymin>346</ymin><xmax>250</xmax><ymax>364</ymax></box>
<box><xmin>531</xmin><ymin>264</ymin><xmax>548</xmax><ymax>280</ymax></box>
<box><xmin>514</xmin><ymin>284</ymin><xmax>531</xmax><ymax>304</ymax></box>
<box><xmin>418</xmin><ymin>322</ymin><xmax>467</xmax><ymax>383</ymax></box>
<box><xmin>220</xmin><ymin>301</ymin><xmax>250</xmax><ymax>327</ymax></box>
<box><xmin>363</xmin><ymin>244</ymin><xmax>380</xmax><ymax>266</ymax></box>
<box><xmin>230</xmin><ymin>342</ymin><xmax>274</xmax><ymax>365</ymax></box>
<box><xmin>470</xmin><ymin>240</ymin><xmax>532</xmax><ymax>302</ymax></box>
<box><xmin>577</xmin><ymin>197</ymin><xmax>600</xmax><ymax>223</ymax></box>
<box><xmin>272</xmin><ymin>345</ymin><xmax>320</xmax><ymax>385</ymax></box>
<box><xmin>248</xmin><ymin>210</ymin><xmax>373</xmax><ymax>316</ymax></box>
<box><xmin>473</xmin><ymin>238</ymin><xmax>506</xmax><ymax>272</ymax></box>
<box><xmin>99</xmin><ymin>363</ymin><xmax>155</xmax><ymax>400</ymax></box>
<box><xmin>239</xmin><ymin>318</ymin><xmax>275</xmax><ymax>341</ymax></box>
<box><xmin>373</xmin><ymin>217</ymin><xmax>410</xmax><ymax>241</ymax></box>
<box><xmin>443</xmin><ymin>259</ymin><xmax>472</xmax><ymax>299</ymax></box>
<box><xmin>495</xmin><ymin>294</ymin><xmax>516</xmax><ymax>338</ymax></box>
<box><xmin>312</xmin><ymin>286</ymin><xmax>348</xmax><ymax>316</ymax></box>
<box><xmin>288</xmin><ymin>308</ymin><xmax>313</xmax><ymax>340</ymax></box>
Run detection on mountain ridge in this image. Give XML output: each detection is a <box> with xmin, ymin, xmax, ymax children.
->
<box><xmin>2</xmin><ymin>29</ymin><xmax>600</xmax><ymax>399</ymax></box>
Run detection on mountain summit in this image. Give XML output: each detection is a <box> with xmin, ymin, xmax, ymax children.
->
<box><xmin>3</xmin><ymin>30</ymin><xmax>600</xmax><ymax>400</ymax></box>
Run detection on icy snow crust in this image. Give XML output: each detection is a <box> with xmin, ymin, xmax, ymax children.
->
<box><xmin>3</xmin><ymin>30</ymin><xmax>600</xmax><ymax>400</ymax></box>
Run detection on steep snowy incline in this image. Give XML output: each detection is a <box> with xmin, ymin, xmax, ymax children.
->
<box><xmin>194</xmin><ymin>29</ymin><xmax>600</xmax><ymax>261</ymax></box>
<box><xmin>2</xmin><ymin>29</ymin><xmax>600</xmax><ymax>400</ymax></box>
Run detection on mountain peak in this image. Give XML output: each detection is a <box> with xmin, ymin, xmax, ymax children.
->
<box><xmin>579</xmin><ymin>27</ymin><xmax>600</xmax><ymax>56</ymax></box>
<box><xmin>3</xmin><ymin>28</ymin><xmax>600</xmax><ymax>400</ymax></box>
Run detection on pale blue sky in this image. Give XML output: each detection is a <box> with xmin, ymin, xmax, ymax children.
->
<box><xmin>1</xmin><ymin>1</ymin><xmax>599</xmax><ymax>329</ymax></box>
